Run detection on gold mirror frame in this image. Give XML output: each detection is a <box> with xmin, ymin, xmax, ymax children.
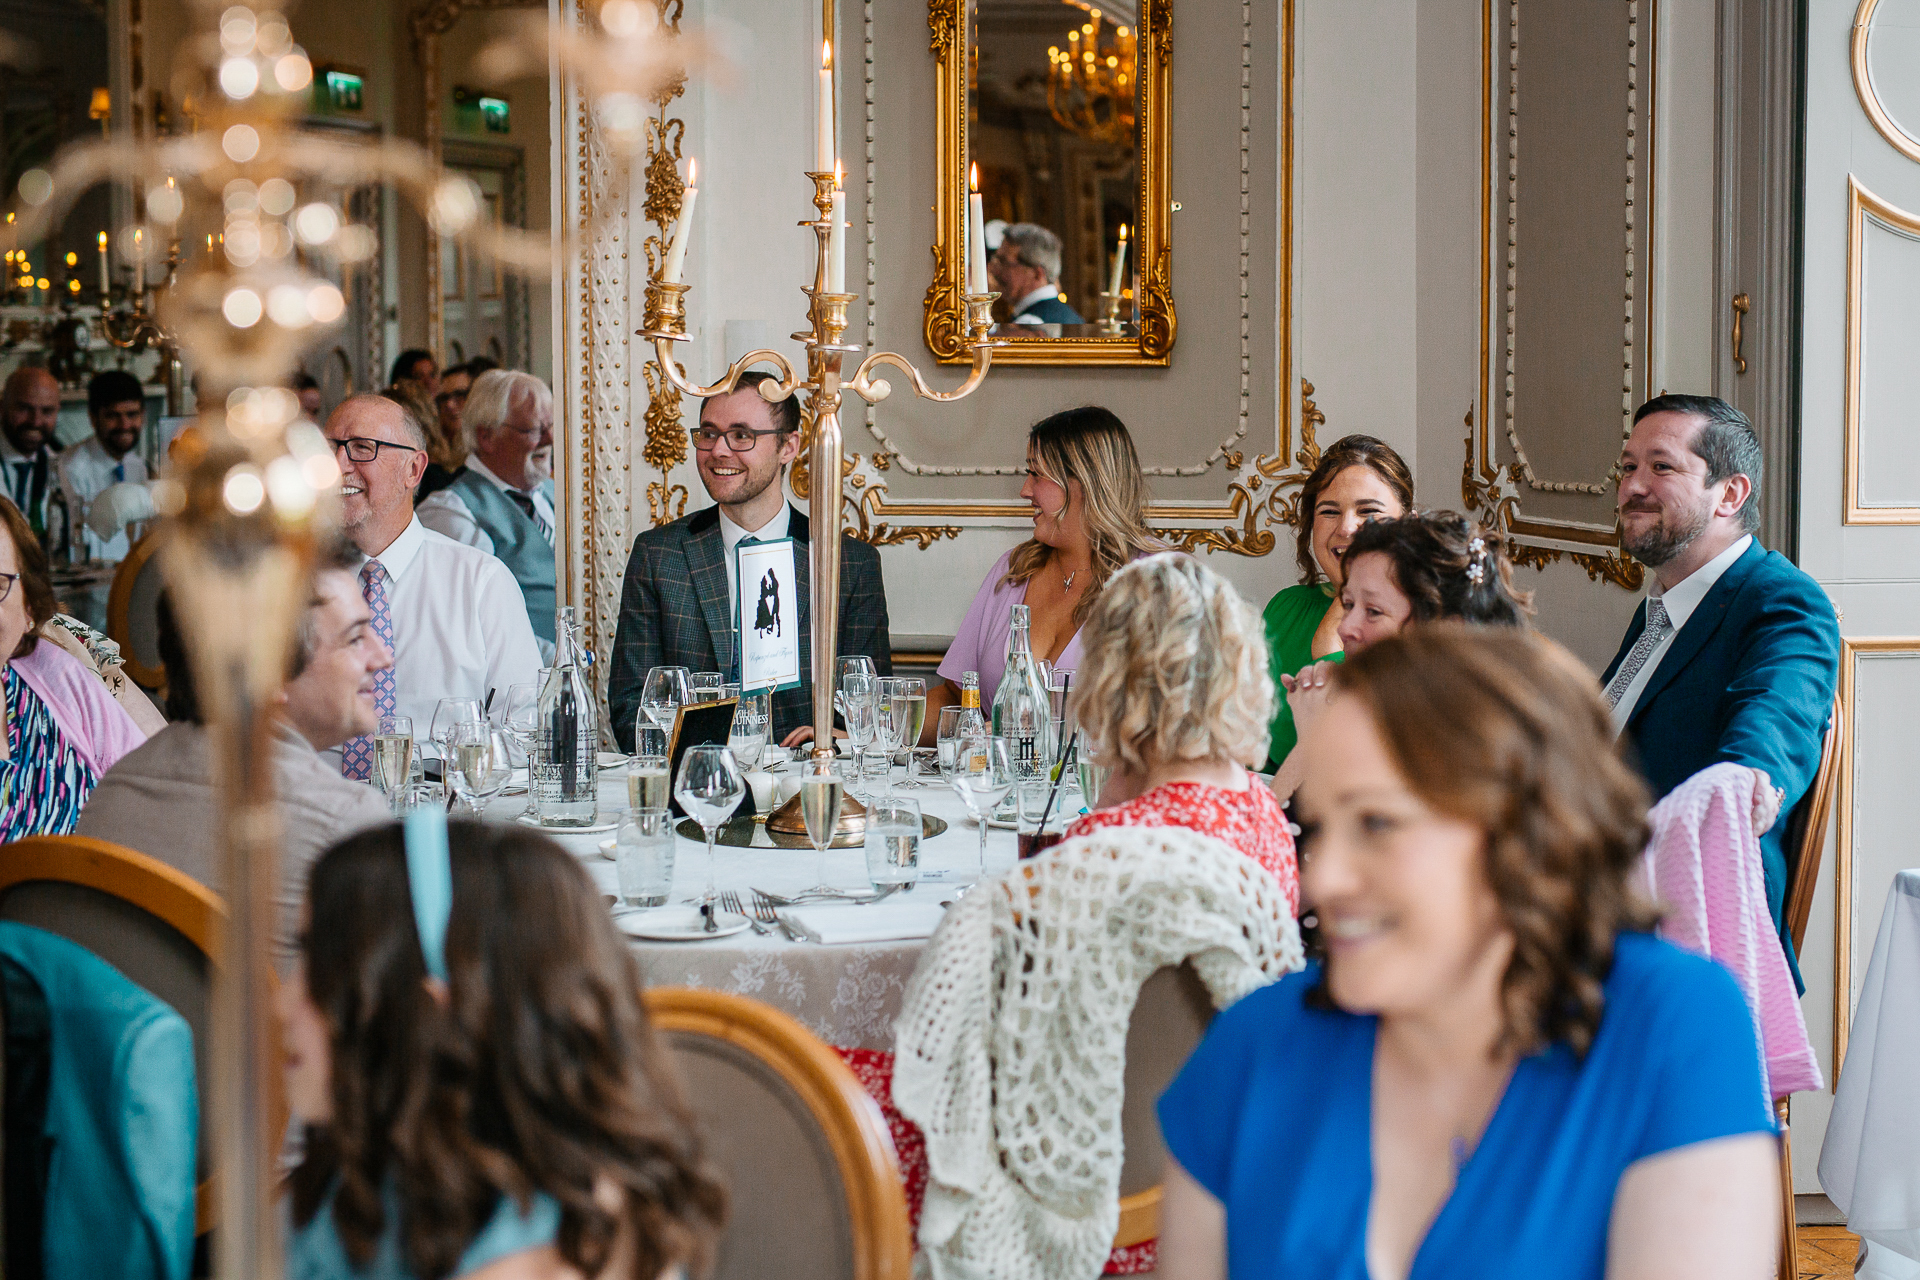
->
<box><xmin>925</xmin><ymin>0</ymin><xmax>1174</xmax><ymax>366</ymax></box>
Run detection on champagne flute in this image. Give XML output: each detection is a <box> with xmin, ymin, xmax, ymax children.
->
<box><xmin>448</xmin><ymin>723</ymin><xmax>513</xmax><ymax>817</ymax></box>
<box><xmin>430</xmin><ymin>697</ymin><xmax>484</xmax><ymax>765</ymax></box>
<box><xmin>841</xmin><ymin>673</ymin><xmax>878</xmax><ymax>800</ymax></box>
<box><xmin>372</xmin><ymin>715</ymin><xmax>414</xmax><ymax>799</ymax></box>
<box><xmin>888</xmin><ymin>677</ymin><xmax>928</xmax><ymax>788</ymax></box>
<box><xmin>834</xmin><ymin>655</ymin><xmax>875</xmax><ymax>719</ymax></box>
<box><xmin>674</xmin><ymin>743</ymin><xmax>744</xmax><ymax>908</ymax></box>
<box><xmin>798</xmin><ymin>755</ymin><xmax>846</xmax><ymax>894</ymax></box>
<box><xmin>951</xmin><ymin>735</ymin><xmax>1015</xmax><ymax>880</ymax></box>
<box><xmin>641</xmin><ymin>666</ymin><xmax>691</xmax><ymax>746</ymax></box>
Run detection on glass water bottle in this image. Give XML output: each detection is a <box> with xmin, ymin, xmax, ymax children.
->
<box><xmin>533</xmin><ymin>606</ymin><xmax>599</xmax><ymax>826</ymax></box>
<box><xmin>991</xmin><ymin>604</ymin><xmax>1053</xmax><ymax>817</ymax></box>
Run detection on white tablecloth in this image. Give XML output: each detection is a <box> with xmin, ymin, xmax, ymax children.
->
<box><xmin>1820</xmin><ymin>868</ymin><xmax>1920</xmax><ymax>1279</ymax></box>
<box><xmin>481</xmin><ymin>774</ymin><xmax>1022</xmax><ymax>1049</ymax></box>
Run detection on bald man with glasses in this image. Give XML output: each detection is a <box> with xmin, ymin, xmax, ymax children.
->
<box><xmin>608</xmin><ymin>371</ymin><xmax>891</xmax><ymax>750</ymax></box>
<box><xmin>322</xmin><ymin>393</ymin><xmax>540</xmax><ymax>778</ymax></box>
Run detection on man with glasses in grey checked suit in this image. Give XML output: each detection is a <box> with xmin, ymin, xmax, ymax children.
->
<box><xmin>608</xmin><ymin>371</ymin><xmax>892</xmax><ymax>751</ymax></box>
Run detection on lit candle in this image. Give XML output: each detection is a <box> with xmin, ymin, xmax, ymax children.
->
<box><xmin>816</xmin><ymin>41</ymin><xmax>836</xmax><ymax>174</ymax></box>
<box><xmin>97</xmin><ymin>231</ymin><xmax>110</xmax><ymax>296</ymax></box>
<box><xmin>967</xmin><ymin>163</ymin><xmax>989</xmax><ymax>296</ymax></box>
<box><xmin>662</xmin><ymin>159</ymin><xmax>698</xmax><ymax>283</ymax></box>
<box><xmin>1108</xmin><ymin>223</ymin><xmax>1129</xmax><ymax>298</ymax></box>
<box><xmin>132</xmin><ymin>227</ymin><xmax>145</xmax><ymax>295</ymax></box>
<box><xmin>827</xmin><ymin>163</ymin><xmax>846</xmax><ymax>294</ymax></box>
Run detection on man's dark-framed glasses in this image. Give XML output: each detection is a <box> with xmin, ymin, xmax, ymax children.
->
<box><xmin>691</xmin><ymin>425</ymin><xmax>788</xmax><ymax>452</ymax></box>
<box><xmin>328</xmin><ymin>436</ymin><xmax>422</xmax><ymax>462</ymax></box>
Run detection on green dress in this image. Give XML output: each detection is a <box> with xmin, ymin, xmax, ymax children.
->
<box><xmin>1261</xmin><ymin>583</ymin><xmax>1343</xmax><ymax>771</ymax></box>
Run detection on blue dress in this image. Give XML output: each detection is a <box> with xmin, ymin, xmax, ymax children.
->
<box><xmin>286</xmin><ymin>1180</ymin><xmax>562</xmax><ymax>1280</ymax></box>
<box><xmin>1157</xmin><ymin>932</ymin><xmax>1774</xmax><ymax>1280</ymax></box>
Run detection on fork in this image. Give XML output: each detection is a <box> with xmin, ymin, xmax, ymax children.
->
<box><xmin>746</xmin><ymin>889</ymin><xmax>798</xmax><ymax>940</ymax></box>
<box><xmin>723</xmin><ymin>890</ymin><xmax>771</xmax><ymax>936</ymax></box>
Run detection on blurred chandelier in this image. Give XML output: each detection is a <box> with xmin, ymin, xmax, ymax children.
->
<box><xmin>1046</xmin><ymin>6</ymin><xmax>1135</xmax><ymax>148</ymax></box>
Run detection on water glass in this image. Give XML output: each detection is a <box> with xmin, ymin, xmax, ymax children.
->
<box><xmin>674</xmin><ymin>744</ymin><xmax>744</xmax><ymax>905</ymax></box>
<box><xmin>865</xmin><ymin>795</ymin><xmax>922</xmax><ymax>888</ymax></box>
<box><xmin>641</xmin><ymin>665</ymin><xmax>691</xmax><ymax>742</ymax></box>
<box><xmin>935</xmin><ymin>705</ymin><xmax>966</xmax><ymax>780</ymax></box>
<box><xmin>392</xmin><ymin>779</ymin><xmax>446</xmax><ymax>818</ymax></box>
<box><xmin>834</xmin><ymin>655</ymin><xmax>875</xmax><ymax>719</ymax></box>
<box><xmin>430</xmin><ymin>696</ymin><xmax>483</xmax><ymax>763</ymax></box>
<box><xmin>689</xmin><ymin>671</ymin><xmax>726</xmax><ymax>703</ymax></box>
<box><xmin>729</xmin><ymin>690</ymin><xmax>770</xmax><ymax>772</ymax></box>
<box><xmin>448</xmin><ymin>723</ymin><xmax>513</xmax><ymax>816</ymax></box>
<box><xmin>615</xmin><ymin>808</ymin><xmax>676</xmax><ymax>906</ymax></box>
<box><xmin>1077</xmin><ymin>758</ymin><xmax>1113</xmax><ymax>812</ymax></box>
<box><xmin>951</xmin><ymin>735</ymin><xmax>1015</xmax><ymax>878</ymax></box>
<box><xmin>627</xmin><ymin>754</ymin><xmax>671</xmax><ymax>812</ymax></box>
<box><xmin>496</xmin><ymin>684</ymin><xmax>539</xmax><ymax>767</ymax></box>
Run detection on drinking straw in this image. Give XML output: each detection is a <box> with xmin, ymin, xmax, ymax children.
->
<box><xmin>1036</xmin><ymin>732</ymin><xmax>1078</xmax><ymax>837</ymax></box>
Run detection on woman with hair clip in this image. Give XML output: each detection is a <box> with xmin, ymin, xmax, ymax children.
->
<box><xmin>279</xmin><ymin>815</ymin><xmax>727</xmax><ymax>1279</ymax></box>
<box><xmin>1158</xmin><ymin>629</ymin><xmax>1780</xmax><ymax>1280</ymax></box>
<box><xmin>926</xmin><ymin>406</ymin><xmax>1163</xmax><ymax>733</ymax></box>
<box><xmin>1270</xmin><ymin>510</ymin><xmax>1531</xmax><ymax>803</ymax></box>
<box><xmin>1258</xmin><ymin>436</ymin><xmax>1412</xmax><ymax>773</ymax></box>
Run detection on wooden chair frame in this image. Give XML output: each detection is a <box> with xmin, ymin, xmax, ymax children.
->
<box><xmin>1774</xmin><ymin>695</ymin><xmax>1844</xmax><ymax>1280</ymax></box>
<box><xmin>105</xmin><ymin>528</ymin><xmax>167</xmax><ymax>692</ymax></box>
<box><xmin>642</xmin><ymin>987</ymin><xmax>913</xmax><ymax>1280</ymax></box>
<box><xmin>0</xmin><ymin>834</ymin><xmax>287</xmax><ymax>1236</ymax></box>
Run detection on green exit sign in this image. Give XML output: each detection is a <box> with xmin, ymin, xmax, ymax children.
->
<box><xmin>479</xmin><ymin>96</ymin><xmax>510</xmax><ymax>133</ymax></box>
<box><xmin>320</xmin><ymin>68</ymin><xmax>364</xmax><ymax>111</ymax></box>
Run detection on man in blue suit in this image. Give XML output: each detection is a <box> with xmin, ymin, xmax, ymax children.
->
<box><xmin>1602</xmin><ymin>394</ymin><xmax>1839</xmax><ymax>987</ymax></box>
<box><xmin>989</xmin><ymin>224</ymin><xmax>1085</xmax><ymax>328</ymax></box>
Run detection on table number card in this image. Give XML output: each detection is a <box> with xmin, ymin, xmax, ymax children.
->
<box><xmin>736</xmin><ymin>536</ymin><xmax>801</xmax><ymax>693</ymax></box>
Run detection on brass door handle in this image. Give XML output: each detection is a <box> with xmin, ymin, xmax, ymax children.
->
<box><xmin>1732</xmin><ymin>293</ymin><xmax>1752</xmax><ymax>375</ymax></box>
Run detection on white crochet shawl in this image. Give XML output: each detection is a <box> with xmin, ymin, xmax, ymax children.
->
<box><xmin>892</xmin><ymin>825</ymin><xmax>1304</xmax><ymax>1280</ymax></box>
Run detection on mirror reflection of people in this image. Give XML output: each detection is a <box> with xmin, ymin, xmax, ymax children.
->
<box><xmin>388</xmin><ymin>348</ymin><xmax>440</xmax><ymax>396</ymax></box>
<box><xmin>988</xmin><ymin>224</ymin><xmax>1084</xmax><ymax>328</ymax></box>
<box><xmin>60</xmin><ymin>369</ymin><xmax>150</xmax><ymax>564</ymax></box>
<box><xmin>1</xmin><ymin>366</ymin><xmax>65</xmax><ymax>551</ymax></box>
<box><xmin>1158</xmin><ymin>628</ymin><xmax>1781</xmax><ymax>1280</ymax></box>
<box><xmin>607</xmin><ymin>371</ymin><xmax>892</xmax><ymax>750</ymax></box>
<box><xmin>1257</xmin><ymin>436</ymin><xmax>1412</xmax><ymax>773</ymax></box>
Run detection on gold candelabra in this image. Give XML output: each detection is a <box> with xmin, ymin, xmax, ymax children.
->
<box><xmin>638</xmin><ymin>168</ymin><xmax>1001</xmax><ymax>840</ymax></box>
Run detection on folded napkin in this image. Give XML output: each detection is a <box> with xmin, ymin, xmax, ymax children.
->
<box><xmin>778</xmin><ymin>900</ymin><xmax>947</xmax><ymax>945</ymax></box>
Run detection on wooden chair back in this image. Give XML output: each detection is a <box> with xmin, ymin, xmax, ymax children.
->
<box><xmin>1781</xmin><ymin>695</ymin><xmax>1844</xmax><ymax>954</ymax></box>
<box><xmin>642</xmin><ymin>987</ymin><xmax>912</xmax><ymax>1280</ymax></box>
<box><xmin>0</xmin><ymin>834</ymin><xmax>284</xmax><ymax>1235</ymax></box>
<box><xmin>105</xmin><ymin>529</ymin><xmax>168</xmax><ymax>692</ymax></box>
<box><xmin>1114</xmin><ymin>963</ymin><xmax>1215</xmax><ymax>1249</ymax></box>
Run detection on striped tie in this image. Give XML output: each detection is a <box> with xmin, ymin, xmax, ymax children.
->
<box><xmin>340</xmin><ymin>558</ymin><xmax>398</xmax><ymax>779</ymax></box>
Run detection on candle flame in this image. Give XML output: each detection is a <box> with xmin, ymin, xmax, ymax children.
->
<box><xmin>687</xmin><ymin>158</ymin><xmax>697</xmax><ymax>187</ymax></box>
<box><xmin>822</xmin><ymin>39</ymin><xmax>832</xmax><ymax>70</ymax></box>
<box><xmin>1118</xmin><ymin>224</ymin><xmax>1128</xmax><ymax>242</ymax></box>
<box><xmin>835</xmin><ymin>158</ymin><xmax>844</xmax><ymax>187</ymax></box>
<box><xmin>970</xmin><ymin>162</ymin><xmax>979</xmax><ymax>193</ymax></box>
<box><xmin>98</xmin><ymin>231</ymin><xmax>108</xmax><ymax>249</ymax></box>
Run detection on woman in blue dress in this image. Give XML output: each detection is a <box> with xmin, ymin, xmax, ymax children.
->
<box><xmin>279</xmin><ymin>819</ymin><xmax>726</xmax><ymax>1279</ymax></box>
<box><xmin>1157</xmin><ymin>626</ymin><xmax>1780</xmax><ymax>1280</ymax></box>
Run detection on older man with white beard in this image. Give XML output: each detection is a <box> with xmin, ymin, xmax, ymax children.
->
<box><xmin>418</xmin><ymin>369</ymin><xmax>557</xmax><ymax>651</ymax></box>
<box><xmin>321</xmin><ymin>393</ymin><xmax>541</xmax><ymax>778</ymax></box>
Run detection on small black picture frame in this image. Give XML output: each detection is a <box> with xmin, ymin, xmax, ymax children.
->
<box><xmin>663</xmin><ymin>697</ymin><xmax>752</xmax><ymax>820</ymax></box>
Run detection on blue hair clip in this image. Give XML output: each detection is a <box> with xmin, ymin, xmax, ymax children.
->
<box><xmin>403</xmin><ymin>805</ymin><xmax>453</xmax><ymax>982</ymax></box>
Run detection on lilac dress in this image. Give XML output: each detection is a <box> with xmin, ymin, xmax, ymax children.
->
<box><xmin>938</xmin><ymin>550</ymin><xmax>1086</xmax><ymax>706</ymax></box>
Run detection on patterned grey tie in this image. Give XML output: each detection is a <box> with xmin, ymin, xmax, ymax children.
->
<box><xmin>1603</xmin><ymin>597</ymin><xmax>1672</xmax><ymax>709</ymax></box>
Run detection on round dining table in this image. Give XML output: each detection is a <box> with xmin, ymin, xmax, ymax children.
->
<box><xmin>480</xmin><ymin>767</ymin><xmax>1040</xmax><ymax>1051</ymax></box>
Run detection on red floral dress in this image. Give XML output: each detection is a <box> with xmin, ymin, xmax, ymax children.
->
<box><xmin>1066</xmin><ymin>779</ymin><xmax>1299</xmax><ymax>915</ymax></box>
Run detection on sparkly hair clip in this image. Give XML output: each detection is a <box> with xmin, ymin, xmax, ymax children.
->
<box><xmin>1465</xmin><ymin>535</ymin><xmax>1489</xmax><ymax>585</ymax></box>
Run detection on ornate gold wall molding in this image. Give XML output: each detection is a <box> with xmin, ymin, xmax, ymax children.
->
<box><xmin>1851</xmin><ymin>0</ymin><xmax>1920</xmax><ymax>165</ymax></box>
<box><xmin>1461</xmin><ymin>407</ymin><xmax>1645</xmax><ymax>589</ymax></box>
<box><xmin>1843</xmin><ymin>175</ymin><xmax>1920</xmax><ymax>525</ymax></box>
<box><xmin>638</xmin><ymin>0</ymin><xmax>691</xmax><ymax>530</ymax></box>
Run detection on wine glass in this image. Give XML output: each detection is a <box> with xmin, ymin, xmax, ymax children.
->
<box><xmin>674</xmin><ymin>743</ymin><xmax>744</xmax><ymax>908</ymax></box>
<box><xmin>841</xmin><ymin>673</ymin><xmax>878</xmax><ymax>799</ymax></box>
<box><xmin>887</xmin><ymin>677</ymin><xmax>928</xmax><ymax>788</ymax></box>
<box><xmin>689</xmin><ymin>671</ymin><xmax>725</xmax><ymax>703</ymax></box>
<box><xmin>641</xmin><ymin>665</ymin><xmax>691</xmax><ymax>746</ymax></box>
<box><xmin>430</xmin><ymin>697</ymin><xmax>484</xmax><ymax>766</ymax></box>
<box><xmin>448</xmin><ymin>723</ymin><xmax>514</xmax><ymax>817</ymax></box>
<box><xmin>951</xmin><ymin>735</ymin><xmax>1015</xmax><ymax>881</ymax></box>
<box><xmin>834</xmin><ymin>655</ymin><xmax>875</xmax><ymax>719</ymax></box>
<box><xmin>935</xmin><ymin>705</ymin><xmax>966</xmax><ymax>781</ymax></box>
<box><xmin>498</xmin><ymin>682</ymin><xmax>542</xmax><ymax>817</ymax></box>
<box><xmin>798</xmin><ymin>755</ymin><xmax>846</xmax><ymax>894</ymax></box>
<box><xmin>729</xmin><ymin>690</ymin><xmax>769</xmax><ymax>772</ymax></box>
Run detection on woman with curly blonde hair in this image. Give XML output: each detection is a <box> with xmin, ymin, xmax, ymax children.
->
<box><xmin>1064</xmin><ymin>553</ymin><xmax>1296</xmax><ymax>909</ymax></box>
<box><xmin>1158</xmin><ymin>627</ymin><xmax>1779</xmax><ymax>1280</ymax></box>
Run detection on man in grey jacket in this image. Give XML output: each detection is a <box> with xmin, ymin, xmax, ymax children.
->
<box><xmin>78</xmin><ymin>538</ymin><xmax>394</xmax><ymax>970</ymax></box>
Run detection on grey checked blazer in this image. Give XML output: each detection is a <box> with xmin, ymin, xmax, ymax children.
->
<box><xmin>608</xmin><ymin>503</ymin><xmax>892</xmax><ymax>749</ymax></box>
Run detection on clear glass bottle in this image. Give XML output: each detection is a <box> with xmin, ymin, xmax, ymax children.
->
<box><xmin>958</xmin><ymin>670</ymin><xmax>988</xmax><ymax>740</ymax></box>
<box><xmin>533</xmin><ymin>606</ymin><xmax>599</xmax><ymax>826</ymax></box>
<box><xmin>991</xmin><ymin>605</ymin><xmax>1053</xmax><ymax>817</ymax></box>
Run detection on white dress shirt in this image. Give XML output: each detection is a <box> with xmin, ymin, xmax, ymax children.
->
<box><xmin>719</xmin><ymin>502</ymin><xmax>792</xmax><ymax>627</ymax></box>
<box><xmin>1611</xmin><ymin>534</ymin><xmax>1753</xmax><ymax>731</ymax></box>
<box><xmin>1009</xmin><ymin>284</ymin><xmax>1067</xmax><ymax>324</ymax></box>
<box><xmin>58</xmin><ymin>436</ymin><xmax>150</xmax><ymax>563</ymax></box>
<box><xmin>319</xmin><ymin>516</ymin><xmax>543</xmax><ymax>769</ymax></box>
<box><xmin>416</xmin><ymin>455</ymin><xmax>556</xmax><ymax>552</ymax></box>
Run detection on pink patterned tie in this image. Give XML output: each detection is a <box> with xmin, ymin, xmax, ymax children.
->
<box><xmin>340</xmin><ymin>558</ymin><xmax>397</xmax><ymax>779</ymax></box>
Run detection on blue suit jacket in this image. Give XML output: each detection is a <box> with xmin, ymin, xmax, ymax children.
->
<box><xmin>1601</xmin><ymin>540</ymin><xmax>1839</xmax><ymax>986</ymax></box>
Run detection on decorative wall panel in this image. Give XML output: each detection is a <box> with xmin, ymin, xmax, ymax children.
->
<box><xmin>1844</xmin><ymin>176</ymin><xmax>1920</xmax><ymax>522</ymax></box>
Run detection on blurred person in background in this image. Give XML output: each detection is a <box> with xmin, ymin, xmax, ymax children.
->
<box><xmin>59</xmin><ymin>368</ymin><xmax>150</xmax><ymax>563</ymax></box>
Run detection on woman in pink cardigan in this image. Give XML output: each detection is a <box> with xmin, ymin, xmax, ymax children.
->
<box><xmin>0</xmin><ymin>497</ymin><xmax>145</xmax><ymax>840</ymax></box>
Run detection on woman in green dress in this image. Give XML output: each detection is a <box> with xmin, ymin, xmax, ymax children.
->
<box><xmin>1260</xmin><ymin>435</ymin><xmax>1412</xmax><ymax>771</ymax></box>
